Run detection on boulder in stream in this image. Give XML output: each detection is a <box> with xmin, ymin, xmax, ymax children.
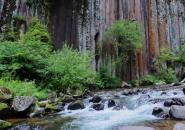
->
<box><xmin>89</xmin><ymin>96</ymin><xmax>102</xmax><ymax>103</ymax></box>
<box><xmin>29</xmin><ymin>106</ymin><xmax>45</xmax><ymax>118</ymax></box>
<box><xmin>152</xmin><ymin>107</ymin><xmax>169</xmax><ymax>118</ymax></box>
<box><xmin>114</xmin><ymin>126</ymin><xmax>155</xmax><ymax>130</ymax></box>
<box><xmin>173</xmin><ymin>123</ymin><xmax>185</xmax><ymax>130</ymax></box>
<box><xmin>92</xmin><ymin>103</ymin><xmax>104</xmax><ymax>111</ymax></box>
<box><xmin>62</xmin><ymin>95</ymin><xmax>75</xmax><ymax>103</ymax></box>
<box><xmin>12</xmin><ymin>96</ymin><xmax>35</xmax><ymax>115</ymax></box>
<box><xmin>107</xmin><ymin>99</ymin><xmax>116</xmax><ymax>108</ymax></box>
<box><xmin>164</xmin><ymin>98</ymin><xmax>185</xmax><ymax>107</ymax></box>
<box><xmin>183</xmin><ymin>88</ymin><xmax>185</xmax><ymax>95</ymax></box>
<box><xmin>68</xmin><ymin>100</ymin><xmax>85</xmax><ymax>110</ymax></box>
<box><xmin>170</xmin><ymin>105</ymin><xmax>185</xmax><ymax>120</ymax></box>
<box><xmin>152</xmin><ymin>107</ymin><xmax>164</xmax><ymax>116</ymax></box>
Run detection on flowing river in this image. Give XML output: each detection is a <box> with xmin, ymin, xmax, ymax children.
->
<box><xmin>8</xmin><ymin>87</ymin><xmax>185</xmax><ymax>130</ymax></box>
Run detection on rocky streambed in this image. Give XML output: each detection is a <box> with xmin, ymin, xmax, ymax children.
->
<box><xmin>2</xmin><ymin>83</ymin><xmax>185</xmax><ymax>130</ymax></box>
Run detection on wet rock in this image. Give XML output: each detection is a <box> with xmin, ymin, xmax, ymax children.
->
<box><xmin>0</xmin><ymin>103</ymin><xmax>11</xmax><ymax>118</ymax></box>
<box><xmin>68</xmin><ymin>100</ymin><xmax>85</xmax><ymax>110</ymax></box>
<box><xmin>89</xmin><ymin>96</ymin><xmax>102</xmax><ymax>103</ymax></box>
<box><xmin>152</xmin><ymin>107</ymin><xmax>164</xmax><ymax>116</ymax></box>
<box><xmin>114</xmin><ymin>126</ymin><xmax>155</xmax><ymax>130</ymax></box>
<box><xmin>107</xmin><ymin>99</ymin><xmax>116</xmax><ymax>108</ymax></box>
<box><xmin>121</xmin><ymin>81</ymin><xmax>132</xmax><ymax>88</ymax></box>
<box><xmin>113</xmin><ymin>104</ymin><xmax>125</xmax><ymax>111</ymax></box>
<box><xmin>170</xmin><ymin>105</ymin><xmax>185</xmax><ymax>119</ymax></box>
<box><xmin>0</xmin><ymin>120</ymin><xmax>12</xmax><ymax>130</ymax></box>
<box><xmin>160</xmin><ymin>91</ymin><xmax>167</xmax><ymax>95</ymax></box>
<box><xmin>164</xmin><ymin>98</ymin><xmax>185</xmax><ymax>107</ymax></box>
<box><xmin>92</xmin><ymin>103</ymin><xmax>104</xmax><ymax>111</ymax></box>
<box><xmin>62</xmin><ymin>95</ymin><xmax>75</xmax><ymax>103</ymax></box>
<box><xmin>170</xmin><ymin>105</ymin><xmax>185</xmax><ymax>120</ymax></box>
<box><xmin>173</xmin><ymin>123</ymin><xmax>185</xmax><ymax>130</ymax></box>
<box><xmin>12</xmin><ymin>96</ymin><xmax>35</xmax><ymax>115</ymax></box>
<box><xmin>9</xmin><ymin>123</ymin><xmax>42</xmax><ymax>130</ymax></box>
<box><xmin>122</xmin><ymin>90</ymin><xmax>132</xmax><ymax>96</ymax></box>
<box><xmin>56</xmin><ymin>105</ymin><xmax>64</xmax><ymax>112</ymax></box>
<box><xmin>137</xmin><ymin>94</ymin><xmax>151</xmax><ymax>105</ymax></box>
<box><xmin>29</xmin><ymin>106</ymin><xmax>45</xmax><ymax>118</ymax></box>
<box><xmin>45</xmin><ymin>103</ymin><xmax>57</xmax><ymax>112</ymax></box>
<box><xmin>182</xmin><ymin>88</ymin><xmax>185</xmax><ymax>95</ymax></box>
<box><xmin>152</xmin><ymin>107</ymin><xmax>169</xmax><ymax>118</ymax></box>
<box><xmin>173</xmin><ymin>92</ymin><xmax>178</xmax><ymax>95</ymax></box>
<box><xmin>132</xmin><ymin>88</ymin><xmax>140</xmax><ymax>94</ymax></box>
<box><xmin>0</xmin><ymin>87</ymin><xmax>12</xmax><ymax>104</ymax></box>
<box><xmin>38</xmin><ymin>100</ymin><xmax>49</xmax><ymax>107</ymax></box>
<box><xmin>48</xmin><ymin>92</ymin><xmax>57</xmax><ymax>103</ymax></box>
<box><xmin>72</xmin><ymin>89</ymin><xmax>84</xmax><ymax>98</ymax></box>
<box><xmin>148</xmin><ymin>98</ymin><xmax>165</xmax><ymax>104</ymax></box>
<box><xmin>173</xmin><ymin>82</ymin><xmax>183</xmax><ymax>86</ymax></box>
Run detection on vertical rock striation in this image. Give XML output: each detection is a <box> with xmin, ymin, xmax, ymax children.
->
<box><xmin>0</xmin><ymin>0</ymin><xmax>185</xmax><ymax>80</ymax></box>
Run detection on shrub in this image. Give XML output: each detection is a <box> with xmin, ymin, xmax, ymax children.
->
<box><xmin>0</xmin><ymin>79</ymin><xmax>48</xmax><ymax>100</ymax></box>
<box><xmin>178</xmin><ymin>43</ymin><xmax>185</xmax><ymax>63</ymax></box>
<box><xmin>46</xmin><ymin>44</ymin><xmax>96</xmax><ymax>91</ymax></box>
<box><xmin>154</xmin><ymin>48</ymin><xmax>177</xmax><ymax>83</ymax></box>
<box><xmin>128</xmin><ymin>80</ymin><xmax>140</xmax><ymax>87</ymax></box>
<box><xmin>158</xmin><ymin>48</ymin><xmax>177</xmax><ymax>62</ymax></box>
<box><xmin>140</xmin><ymin>74</ymin><xmax>159</xmax><ymax>86</ymax></box>
<box><xmin>0</xmin><ymin>20</ymin><xmax>51</xmax><ymax>82</ymax></box>
<box><xmin>158</xmin><ymin>68</ymin><xmax>177</xmax><ymax>84</ymax></box>
<box><xmin>96</xmin><ymin>65</ymin><xmax>121</xmax><ymax>89</ymax></box>
<box><xmin>21</xmin><ymin>19</ymin><xmax>50</xmax><ymax>44</ymax></box>
<box><xmin>102</xmin><ymin>20</ymin><xmax>142</xmax><ymax>64</ymax></box>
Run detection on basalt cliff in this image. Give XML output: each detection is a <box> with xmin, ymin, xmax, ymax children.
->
<box><xmin>1</xmin><ymin>0</ymin><xmax>185</xmax><ymax>80</ymax></box>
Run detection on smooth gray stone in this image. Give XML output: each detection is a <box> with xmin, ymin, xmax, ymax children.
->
<box><xmin>114</xmin><ymin>126</ymin><xmax>155</xmax><ymax>130</ymax></box>
<box><xmin>173</xmin><ymin>123</ymin><xmax>185</xmax><ymax>130</ymax></box>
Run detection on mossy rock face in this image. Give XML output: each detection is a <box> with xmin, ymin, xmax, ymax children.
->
<box><xmin>0</xmin><ymin>103</ymin><xmax>11</xmax><ymax>118</ymax></box>
<box><xmin>0</xmin><ymin>120</ymin><xmax>12</xmax><ymax>130</ymax></box>
<box><xmin>0</xmin><ymin>87</ymin><xmax>13</xmax><ymax>104</ymax></box>
<box><xmin>45</xmin><ymin>103</ymin><xmax>57</xmax><ymax>112</ymax></box>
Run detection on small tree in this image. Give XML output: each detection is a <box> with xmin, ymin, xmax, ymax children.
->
<box><xmin>102</xmin><ymin>20</ymin><xmax>142</xmax><ymax>65</ymax></box>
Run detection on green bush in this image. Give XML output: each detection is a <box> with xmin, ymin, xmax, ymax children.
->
<box><xmin>158</xmin><ymin>68</ymin><xmax>177</xmax><ymax>84</ymax></box>
<box><xmin>21</xmin><ymin>19</ymin><xmax>50</xmax><ymax>43</ymax></box>
<box><xmin>0</xmin><ymin>79</ymin><xmax>48</xmax><ymax>100</ymax></box>
<box><xmin>158</xmin><ymin>48</ymin><xmax>177</xmax><ymax>62</ymax></box>
<box><xmin>153</xmin><ymin>48</ymin><xmax>177</xmax><ymax>83</ymax></box>
<box><xmin>140</xmin><ymin>74</ymin><xmax>159</xmax><ymax>86</ymax></box>
<box><xmin>96</xmin><ymin>66</ymin><xmax>121</xmax><ymax>89</ymax></box>
<box><xmin>0</xmin><ymin>20</ymin><xmax>51</xmax><ymax>82</ymax></box>
<box><xmin>46</xmin><ymin>44</ymin><xmax>96</xmax><ymax>91</ymax></box>
<box><xmin>102</xmin><ymin>20</ymin><xmax>142</xmax><ymax>64</ymax></box>
<box><xmin>178</xmin><ymin>43</ymin><xmax>185</xmax><ymax>63</ymax></box>
<box><xmin>128</xmin><ymin>80</ymin><xmax>140</xmax><ymax>87</ymax></box>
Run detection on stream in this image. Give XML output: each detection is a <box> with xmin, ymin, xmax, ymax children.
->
<box><xmin>8</xmin><ymin>87</ymin><xmax>185</xmax><ymax>130</ymax></box>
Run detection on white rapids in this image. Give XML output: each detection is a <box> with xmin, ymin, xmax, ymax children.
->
<box><xmin>59</xmin><ymin>88</ymin><xmax>185</xmax><ymax>130</ymax></box>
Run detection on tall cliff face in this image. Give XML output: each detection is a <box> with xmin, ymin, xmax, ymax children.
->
<box><xmin>1</xmin><ymin>0</ymin><xmax>185</xmax><ymax>80</ymax></box>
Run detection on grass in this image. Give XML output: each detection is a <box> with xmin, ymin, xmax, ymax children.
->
<box><xmin>0</xmin><ymin>79</ymin><xmax>48</xmax><ymax>100</ymax></box>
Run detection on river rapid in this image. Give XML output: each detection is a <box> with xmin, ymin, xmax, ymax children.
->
<box><xmin>7</xmin><ymin>86</ymin><xmax>185</xmax><ymax>130</ymax></box>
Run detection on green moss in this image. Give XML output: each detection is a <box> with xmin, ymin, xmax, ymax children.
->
<box><xmin>0</xmin><ymin>120</ymin><xmax>12</xmax><ymax>130</ymax></box>
<box><xmin>0</xmin><ymin>103</ymin><xmax>9</xmax><ymax>111</ymax></box>
<box><xmin>45</xmin><ymin>103</ymin><xmax>57</xmax><ymax>112</ymax></box>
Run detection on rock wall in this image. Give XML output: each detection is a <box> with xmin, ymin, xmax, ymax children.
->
<box><xmin>1</xmin><ymin>0</ymin><xmax>185</xmax><ymax>80</ymax></box>
<box><xmin>72</xmin><ymin>0</ymin><xmax>185</xmax><ymax>80</ymax></box>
